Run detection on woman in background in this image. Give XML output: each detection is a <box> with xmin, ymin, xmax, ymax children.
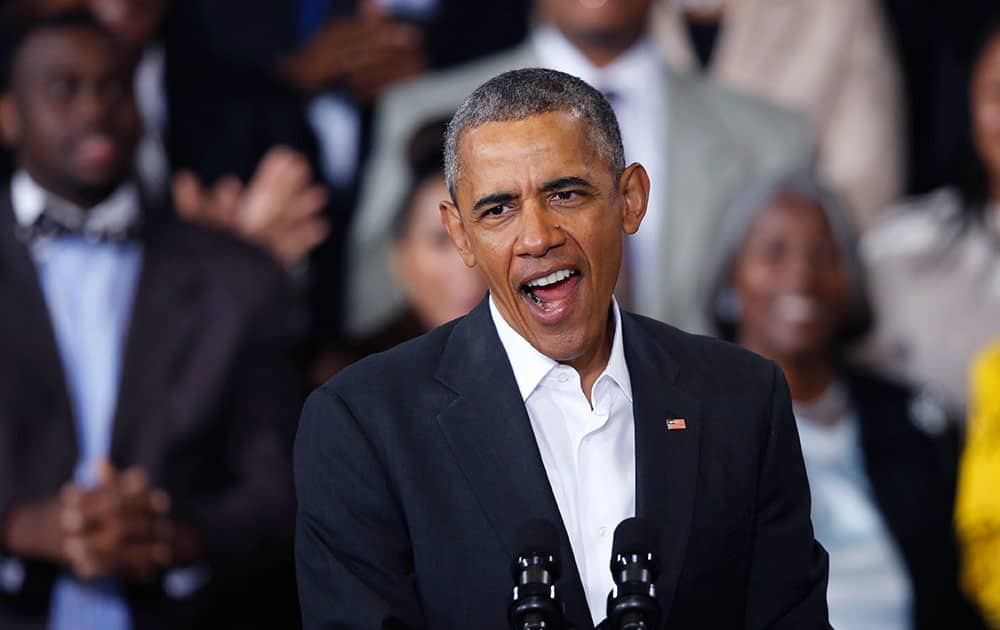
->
<box><xmin>707</xmin><ymin>171</ymin><xmax>983</xmax><ymax>629</ymax></box>
<box><xmin>312</xmin><ymin>119</ymin><xmax>485</xmax><ymax>382</ymax></box>
<box><xmin>862</xmin><ymin>15</ymin><xmax>1000</xmax><ymax>415</ymax></box>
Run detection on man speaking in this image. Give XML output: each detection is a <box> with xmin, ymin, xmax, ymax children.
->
<box><xmin>294</xmin><ymin>69</ymin><xmax>830</xmax><ymax>629</ymax></box>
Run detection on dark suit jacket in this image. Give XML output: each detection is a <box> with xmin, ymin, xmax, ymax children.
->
<box><xmin>0</xmin><ymin>192</ymin><xmax>301</xmax><ymax>629</ymax></box>
<box><xmin>295</xmin><ymin>298</ymin><xmax>830</xmax><ymax>629</ymax></box>
<box><xmin>844</xmin><ymin>367</ymin><xmax>986</xmax><ymax>629</ymax></box>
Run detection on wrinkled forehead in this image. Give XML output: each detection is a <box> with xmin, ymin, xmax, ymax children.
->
<box><xmin>452</xmin><ymin>112</ymin><xmax>611</xmax><ymax>199</ymax></box>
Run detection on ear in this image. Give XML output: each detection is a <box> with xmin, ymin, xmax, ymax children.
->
<box><xmin>618</xmin><ymin>162</ymin><xmax>650</xmax><ymax>235</ymax></box>
<box><xmin>0</xmin><ymin>93</ymin><xmax>20</xmax><ymax>147</ymax></box>
<box><xmin>440</xmin><ymin>199</ymin><xmax>477</xmax><ymax>268</ymax></box>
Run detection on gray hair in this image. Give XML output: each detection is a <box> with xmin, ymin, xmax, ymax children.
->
<box><xmin>443</xmin><ymin>67</ymin><xmax>626</xmax><ymax>198</ymax></box>
<box><xmin>706</xmin><ymin>170</ymin><xmax>872</xmax><ymax>342</ymax></box>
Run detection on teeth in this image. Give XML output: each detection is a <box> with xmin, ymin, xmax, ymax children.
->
<box><xmin>526</xmin><ymin>269</ymin><xmax>574</xmax><ymax>288</ymax></box>
<box><xmin>774</xmin><ymin>293</ymin><xmax>820</xmax><ymax>323</ymax></box>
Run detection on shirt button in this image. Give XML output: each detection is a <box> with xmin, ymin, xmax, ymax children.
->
<box><xmin>598</xmin><ymin>526</ymin><xmax>609</xmax><ymax>537</ymax></box>
<box><xmin>557</xmin><ymin>372</ymin><xmax>570</xmax><ymax>383</ymax></box>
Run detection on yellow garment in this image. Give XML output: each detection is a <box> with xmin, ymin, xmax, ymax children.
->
<box><xmin>956</xmin><ymin>340</ymin><xmax>1000</xmax><ymax>627</ymax></box>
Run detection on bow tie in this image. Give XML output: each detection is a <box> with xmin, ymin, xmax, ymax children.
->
<box><xmin>17</xmin><ymin>209</ymin><xmax>140</xmax><ymax>245</ymax></box>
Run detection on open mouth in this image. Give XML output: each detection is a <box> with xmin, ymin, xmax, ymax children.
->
<box><xmin>773</xmin><ymin>293</ymin><xmax>822</xmax><ymax>325</ymax></box>
<box><xmin>75</xmin><ymin>133</ymin><xmax>120</xmax><ymax>169</ymax></box>
<box><xmin>519</xmin><ymin>267</ymin><xmax>581</xmax><ymax>323</ymax></box>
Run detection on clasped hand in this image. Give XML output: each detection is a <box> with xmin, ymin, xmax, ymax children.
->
<box><xmin>57</xmin><ymin>460</ymin><xmax>174</xmax><ymax>582</ymax></box>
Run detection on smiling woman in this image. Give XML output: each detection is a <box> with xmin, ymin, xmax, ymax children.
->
<box><xmin>706</xmin><ymin>170</ymin><xmax>984</xmax><ymax>630</ymax></box>
<box><xmin>862</xmin><ymin>15</ymin><xmax>1000</xmax><ymax>415</ymax></box>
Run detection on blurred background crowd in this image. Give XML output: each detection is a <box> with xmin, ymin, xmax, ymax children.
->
<box><xmin>0</xmin><ymin>0</ymin><xmax>998</xmax><ymax>628</ymax></box>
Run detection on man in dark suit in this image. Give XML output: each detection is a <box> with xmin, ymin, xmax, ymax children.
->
<box><xmin>295</xmin><ymin>68</ymin><xmax>830</xmax><ymax>628</ymax></box>
<box><xmin>0</xmin><ymin>12</ymin><xmax>301</xmax><ymax>629</ymax></box>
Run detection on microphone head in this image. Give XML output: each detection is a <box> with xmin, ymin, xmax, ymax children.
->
<box><xmin>610</xmin><ymin>517</ymin><xmax>659</xmax><ymax>572</ymax></box>
<box><xmin>509</xmin><ymin>518</ymin><xmax>567</xmax><ymax>628</ymax></box>
<box><xmin>606</xmin><ymin>517</ymin><xmax>662</xmax><ymax>627</ymax></box>
<box><xmin>512</xmin><ymin>517</ymin><xmax>561</xmax><ymax>563</ymax></box>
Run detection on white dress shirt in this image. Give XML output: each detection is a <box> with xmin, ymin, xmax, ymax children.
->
<box><xmin>134</xmin><ymin>44</ymin><xmax>169</xmax><ymax>199</ymax></box>
<box><xmin>533</xmin><ymin>27</ymin><xmax>668</xmax><ymax>313</ymax></box>
<box><xmin>489</xmin><ymin>297</ymin><xmax>635</xmax><ymax>626</ymax></box>
<box><xmin>794</xmin><ymin>383</ymin><xmax>912</xmax><ymax>630</ymax></box>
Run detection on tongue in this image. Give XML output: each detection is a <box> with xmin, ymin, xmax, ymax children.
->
<box><xmin>532</xmin><ymin>274</ymin><xmax>577</xmax><ymax>303</ymax></box>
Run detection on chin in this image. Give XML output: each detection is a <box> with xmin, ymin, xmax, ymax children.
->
<box><xmin>533</xmin><ymin>327</ymin><xmax>592</xmax><ymax>363</ymax></box>
<box><xmin>62</xmin><ymin>176</ymin><xmax>125</xmax><ymax>205</ymax></box>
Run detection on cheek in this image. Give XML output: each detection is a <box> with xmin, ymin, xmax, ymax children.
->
<box><xmin>406</xmin><ymin>242</ymin><xmax>474</xmax><ymax>293</ymax></box>
<box><xmin>975</xmin><ymin>100</ymin><xmax>1000</xmax><ymax>158</ymax></box>
<box><xmin>732</xmin><ymin>264</ymin><xmax>776</xmax><ymax>321</ymax></box>
<box><xmin>576</xmin><ymin>217</ymin><xmax>622</xmax><ymax>280</ymax></box>
<box><xmin>737</xmin><ymin>264</ymin><xmax>775</xmax><ymax>300</ymax></box>
<box><xmin>978</xmin><ymin>94</ymin><xmax>1000</xmax><ymax>129</ymax></box>
<box><xmin>428</xmin><ymin>247</ymin><xmax>470</xmax><ymax>285</ymax></box>
<box><xmin>26</xmin><ymin>111</ymin><xmax>72</xmax><ymax>152</ymax></box>
<box><xmin>820</xmin><ymin>274</ymin><xmax>851</xmax><ymax>316</ymax></box>
<box><xmin>469</xmin><ymin>237</ymin><xmax>512</xmax><ymax>284</ymax></box>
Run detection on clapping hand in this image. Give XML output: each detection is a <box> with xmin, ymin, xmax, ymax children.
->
<box><xmin>172</xmin><ymin>146</ymin><xmax>330</xmax><ymax>267</ymax></box>
<box><xmin>279</xmin><ymin>0</ymin><xmax>428</xmax><ymax>101</ymax></box>
<box><xmin>60</xmin><ymin>461</ymin><xmax>173</xmax><ymax>582</ymax></box>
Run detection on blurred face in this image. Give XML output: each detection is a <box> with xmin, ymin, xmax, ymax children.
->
<box><xmin>89</xmin><ymin>0</ymin><xmax>168</xmax><ymax>50</ymax></box>
<box><xmin>0</xmin><ymin>27</ymin><xmax>139</xmax><ymax>207</ymax></box>
<box><xmin>972</xmin><ymin>31</ymin><xmax>1000</xmax><ymax>192</ymax></box>
<box><xmin>441</xmin><ymin>111</ymin><xmax>648</xmax><ymax>369</ymax></box>
<box><xmin>393</xmin><ymin>175</ymin><xmax>488</xmax><ymax>330</ymax></box>
<box><xmin>538</xmin><ymin>0</ymin><xmax>653</xmax><ymax>49</ymax></box>
<box><xmin>731</xmin><ymin>194</ymin><xmax>849</xmax><ymax>364</ymax></box>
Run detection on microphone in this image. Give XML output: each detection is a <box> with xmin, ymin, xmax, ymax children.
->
<box><xmin>605</xmin><ymin>517</ymin><xmax>661</xmax><ymax>630</ymax></box>
<box><xmin>508</xmin><ymin>518</ymin><xmax>568</xmax><ymax>630</ymax></box>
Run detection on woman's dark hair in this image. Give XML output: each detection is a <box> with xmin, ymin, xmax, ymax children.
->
<box><xmin>390</xmin><ymin>117</ymin><xmax>450</xmax><ymax>242</ymax></box>
<box><xmin>953</xmin><ymin>12</ymin><xmax>1000</xmax><ymax>227</ymax></box>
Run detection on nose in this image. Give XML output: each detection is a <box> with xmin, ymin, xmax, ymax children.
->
<box><xmin>75</xmin><ymin>81</ymin><xmax>125</xmax><ymax>128</ymax></box>
<box><xmin>514</xmin><ymin>201</ymin><xmax>565</xmax><ymax>258</ymax></box>
<box><xmin>785</xmin><ymin>248</ymin><xmax>823</xmax><ymax>292</ymax></box>
<box><xmin>75</xmin><ymin>87</ymin><xmax>111</xmax><ymax>127</ymax></box>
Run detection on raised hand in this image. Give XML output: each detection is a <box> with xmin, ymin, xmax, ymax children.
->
<box><xmin>172</xmin><ymin>147</ymin><xmax>330</xmax><ymax>267</ymax></box>
<box><xmin>279</xmin><ymin>0</ymin><xmax>427</xmax><ymax>101</ymax></box>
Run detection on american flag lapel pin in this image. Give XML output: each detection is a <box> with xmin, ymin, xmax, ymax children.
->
<box><xmin>666</xmin><ymin>418</ymin><xmax>687</xmax><ymax>431</ymax></box>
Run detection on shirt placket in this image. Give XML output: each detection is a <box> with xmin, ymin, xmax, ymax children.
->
<box><xmin>577</xmin><ymin>377</ymin><xmax>619</xmax><ymax>614</ymax></box>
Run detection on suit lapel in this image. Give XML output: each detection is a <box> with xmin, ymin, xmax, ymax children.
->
<box><xmin>846</xmin><ymin>372</ymin><xmax>926</xmax><ymax>558</ymax></box>
<box><xmin>110</xmin><ymin>222</ymin><xmax>205</xmax><ymax>463</ymax></box>
<box><xmin>433</xmin><ymin>299</ymin><xmax>592</xmax><ymax>628</ymax></box>
<box><xmin>0</xmin><ymin>192</ymin><xmax>77</xmax><ymax>463</ymax></box>
<box><xmin>622</xmin><ymin>313</ymin><xmax>702</xmax><ymax>625</ymax></box>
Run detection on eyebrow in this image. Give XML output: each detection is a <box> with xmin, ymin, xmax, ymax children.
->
<box><xmin>539</xmin><ymin>176</ymin><xmax>594</xmax><ymax>193</ymax></box>
<box><xmin>469</xmin><ymin>177</ymin><xmax>596</xmax><ymax>215</ymax></box>
<box><xmin>472</xmin><ymin>192</ymin><xmax>517</xmax><ymax>214</ymax></box>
